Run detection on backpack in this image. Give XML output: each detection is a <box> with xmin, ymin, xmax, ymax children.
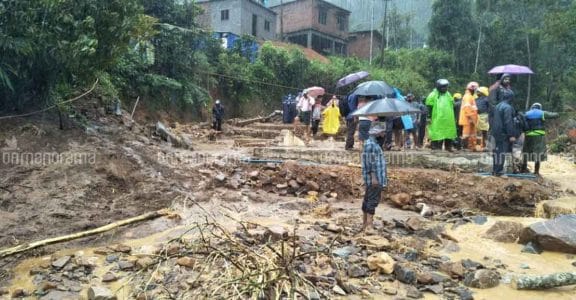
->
<box><xmin>512</xmin><ymin>112</ymin><xmax>528</xmax><ymax>138</ymax></box>
<box><xmin>339</xmin><ymin>96</ymin><xmax>351</xmax><ymax>117</ymax></box>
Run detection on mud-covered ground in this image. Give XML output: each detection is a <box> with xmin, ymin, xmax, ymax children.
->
<box><xmin>0</xmin><ymin>109</ymin><xmax>564</xmax><ymax>291</ymax></box>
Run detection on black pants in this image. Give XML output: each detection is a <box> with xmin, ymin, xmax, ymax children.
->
<box><xmin>417</xmin><ymin>119</ymin><xmax>426</xmax><ymax>147</ymax></box>
<box><xmin>311</xmin><ymin>119</ymin><xmax>320</xmax><ymax>135</ymax></box>
<box><xmin>431</xmin><ymin>139</ymin><xmax>453</xmax><ymax>151</ymax></box>
<box><xmin>345</xmin><ymin>119</ymin><xmax>357</xmax><ymax>150</ymax></box>
<box><xmin>362</xmin><ymin>184</ymin><xmax>383</xmax><ymax>215</ymax></box>
<box><xmin>453</xmin><ymin>125</ymin><xmax>463</xmax><ymax>149</ymax></box>
<box><xmin>492</xmin><ymin>139</ymin><xmax>512</xmax><ymax>175</ymax></box>
<box><xmin>384</xmin><ymin>118</ymin><xmax>394</xmax><ymax>150</ymax></box>
<box><xmin>213</xmin><ymin>118</ymin><xmax>222</xmax><ymax>131</ymax></box>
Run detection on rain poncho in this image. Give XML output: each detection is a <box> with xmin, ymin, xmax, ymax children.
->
<box><xmin>322</xmin><ymin>104</ymin><xmax>341</xmax><ymax>135</ymax></box>
<box><xmin>425</xmin><ymin>89</ymin><xmax>457</xmax><ymax>141</ymax></box>
<box><xmin>459</xmin><ymin>91</ymin><xmax>478</xmax><ymax>141</ymax></box>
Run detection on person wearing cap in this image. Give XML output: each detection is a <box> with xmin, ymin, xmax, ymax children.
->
<box><xmin>459</xmin><ymin>82</ymin><xmax>479</xmax><ymax>151</ymax></box>
<box><xmin>426</xmin><ymin>79</ymin><xmax>457</xmax><ymax>151</ymax></box>
<box><xmin>212</xmin><ymin>99</ymin><xmax>225</xmax><ymax>131</ymax></box>
<box><xmin>520</xmin><ymin>103</ymin><xmax>559</xmax><ymax>175</ymax></box>
<box><xmin>361</xmin><ymin>124</ymin><xmax>388</xmax><ymax>233</ymax></box>
<box><xmin>475</xmin><ymin>86</ymin><xmax>491</xmax><ymax>150</ymax></box>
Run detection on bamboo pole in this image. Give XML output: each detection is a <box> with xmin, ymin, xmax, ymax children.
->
<box><xmin>0</xmin><ymin>209</ymin><xmax>172</xmax><ymax>258</ymax></box>
<box><xmin>512</xmin><ymin>272</ymin><xmax>576</xmax><ymax>290</ymax></box>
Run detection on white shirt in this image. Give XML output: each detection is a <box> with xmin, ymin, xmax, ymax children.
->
<box><xmin>297</xmin><ymin>96</ymin><xmax>314</xmax><ymax>112</ymax></box>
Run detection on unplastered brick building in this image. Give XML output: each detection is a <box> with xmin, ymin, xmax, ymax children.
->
<box><xmin>269</xmin><ymin>0</ymin><xmax>350</xmax><ymax>56</ymax></box>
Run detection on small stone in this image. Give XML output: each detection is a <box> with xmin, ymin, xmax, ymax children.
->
<box><xmin>325</xmin><ymin>223</ymin><xmax>342</xmax><ymax>233</ymax></box>
<box><xmin>423</xmin><ymin>284</ymin><xmax>443</xmax><ymax>294</ymax></box>
<box><xmin>357</xmin><ymin>235</ymin><xmax>390</xmax><ymax>250</ymax></box>
<box><xmin>117</xmin><ymin>260</ymin><xmax>134</xmax><ymax>270</ymax></box>
<box><xmin>305</xmin><ymin>181</ymin><xmax>320</xmax><ymax>191</ymax></box>
<box><xmin>394</xmin><ymin>263</ymin><xmax>416</xmax><ymax>284</ymax></box>
<box><xmin>88</xmin><ymin>286</ymin><xmax>117</xmax><ymax>300</ymax></box>
<box><xmin>439</xmin><ymin>261</ymin><xmax>465</xmax><ymax>278</ymax></box>
<box><xmin>430</xmin><ymin>272</ymin><xmax>450</xmax><ymax>283</ymax></box>
<box><xmin>461</xmin><ymin>259</ymin><xmax>483</xmax><ymax>270</ymax></box>
<box><xmin>40</xmin><ymin>291</ymin><xmax>78</xmax><ymax>300</ymax></box>
<box><xmin>214</xmin><ymin>173</ymin><xmax>227</xmax><ymax>182</ymax></box>
<box><xmin>332</xmin><ymin>246</ymin><xmax>359</xmax><ymax>258</ymax></box>
<box><xmin>266</xmin><ymin>225</ymin><xmax>288</xmax><ymax>241</ymax></box>
<box><xmin>463</xmin><ymin>269</ymin><xmax>500</xmax><ymax>289</ymax></box>
<box><xmin>76</xmin><ymin>256</ymin><xmax>98</xmax><ymax>267</ymax></box>
<box><xmin>435</xmin><ymin>195</ymin><xmax>445</xmax><ymax>202</ymax></box>
<box><xmin>390</xmin><ymin>193</ymin><xmax>411</xmax><ymax>207</ymax></box>
<box><xmin>572</xmin><ymin>261</ymin><xmax>576</xmax><ymax>267</ymax></box>
<box><xmin>472</xmin><ymin>215</ymin><xmax>488</xmax><ymax>225</ymax></box>
<box><xmin>249</xmin><ymin>171</ymin><xmax>259</xmax><ymax>179</ymax></box>
<box><xmin>484</xmin><ymin>221</ymin><xmax>524</xmax><ymax>243</ymax></box>
<box><xmin>105</xmin><ymin>254</ymin><xmax>119</xmax><ymax>263</ymax></box>
<box><xmin>347</xmin><ymin>264</ymin><xmax>367</xmax><ymax>278</ymax></box>
<box><xmin>94</xmin><ymin>248</ymin><xmax>114</xmax><ymax>256</ymax></box>
<box><xmin>288</xmin><ymin>180</ymin><xmax>299</xmax><ymax>188</ymax></box>
<box><xmin>333</xmin><ymin>285</ymin><xmax>347</xmax><ymax>295</ymax></box>
<box><xmin>383</xmin><ymin>287</ymin><xmax>397</xmax><ymax>295</ymax></box>
<box><xmin>166</xmin><ymin>244</ymin><xmax>181</xmax><ymax>256</ymax></box>
<box><xmin>0</xmin><ymin>287</ymin><xmax>7</xmax><ymax>295</ymax></box>
<box><xmin>453</xmin><ymin>286</ymin><xmax>474</xmax><ymax>300</ymax></box>
<box><xmin>102</xmin><ymin>272</ymin><xmax>118</xmax><ymax>282</ymax></box>
<box><xmin>519</xmin><ymin>263</ymin><xmax>530</xmax><ymax>269</ymax></box>
<box><xmin>405</xmin><ymin>217</ymin><xmax>425</xmax><ymax>231</ymax></box>
<box><xmin>51</xmin><ymin>256</ymin><xmax>71</xmax><ymax>269</ymax></box>
<box><xmin>176</xmin><ymin>257</ymin><xmax>195</xmax><ymax>268</ymax></box>
<box><xmin>521</xmin><ymin>241</ymin><xmax>543</xmax><ymax>254</ymax></box>
<box><xmin>404</xmin><ymin>249</ymin><xmax>419</xmax><ymax>261</ymax></box>
<box><xmin>276</xmin><ymin>183</ymin><xmax>288</xmax><ymax>189</ymax></box>
<box><xmin>413</xmin><ymin>191</ymin><xmax>424</xmax><ymax>197</ymax></box>
<box><xmin>367</xmin><ymin>252</ymin><xmax>395</xmax><ymax>274</ymax></box>
<box><xmin>416</xmin><ymin>272</ymin><xmax>434</xmax><ymax>284</ymax></box>
<box><xmin>136</xmin><ymin>257</ymin><xmax>155</xmax><ymax>269</ymax></box>
<box><xmin>109</xmin><ymin>244</ymin><xmax>131</xmax><ymax>254</ymax></box>
<box><xmin>40</xmin><ymin>281</ymin><xmax>58</xmax><ymax>291</ymax></box>
<box><xmin>405</xmin><ymin>285</ymin><xmax>423</xmax><ymax>299</ymax></box>
<box><xmin>11</xmin><ymin>289</ymin><xmax>26</xmax><ymax>298</ymax></box>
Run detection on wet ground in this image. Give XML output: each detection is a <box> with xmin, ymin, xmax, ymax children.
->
<box><xmin>0</xmin><ymin>114</ymin><xmax>575</xmax><ymax>299</ymax></box>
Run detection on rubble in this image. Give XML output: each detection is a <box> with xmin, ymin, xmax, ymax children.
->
<box><xmin>519</xmin><ymin>215</ymin><xmax>576</xmax><ymax>253</ymax></box>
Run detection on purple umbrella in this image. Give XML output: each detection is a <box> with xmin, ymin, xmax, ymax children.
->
<box><xmin>336</xmin><ymin>71</ymin><xmax>369</xmax><ymax>88</ymax></box>
<box><xmin>488</xmin><ymin>64</ymin><xmax>534</xmax><ymax>75</ymax></box>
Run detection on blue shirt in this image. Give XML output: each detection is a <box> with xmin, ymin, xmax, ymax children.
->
<box><xmin>362</xmin><ymin>137</ymin><xmax>387</xmax><ymax>187</ymax></box>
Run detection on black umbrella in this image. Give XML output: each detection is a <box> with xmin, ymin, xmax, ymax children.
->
<box><xmin>353</xmin><ymin>80</ymin><xmax>395</xmax><ymax>98</ymax></box>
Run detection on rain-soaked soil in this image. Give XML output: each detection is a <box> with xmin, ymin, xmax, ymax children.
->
<box><xmin>0</xmin><ymin>109</ymin><xmax>573</xmax><ymax>298</ymax></box>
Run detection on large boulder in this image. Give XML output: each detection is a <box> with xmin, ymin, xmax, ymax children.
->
<box><xmin>484</xmin><ymin>221</ymin><xmax>524</xmax><ymax>243</ymax></box>
<box><xmin>519</xmin><ymin>214</ymin><xmax>576</xmax><ymax>253</ymax></box>
<box><xmin>536</xmin><ymin>197</ymin><xmax>576</xmax><ymax>219</ymax></box>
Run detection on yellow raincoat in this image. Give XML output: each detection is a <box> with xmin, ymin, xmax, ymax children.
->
<box><xmin>322</xmin><ymin>104</ymin><xmax>341</xmax><ymax>135</ymax></box>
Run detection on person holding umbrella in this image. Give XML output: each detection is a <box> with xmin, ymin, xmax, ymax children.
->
<box><xmin>490</xmin><ymin>74</ymin><xmax>518</xmax><ymax>176</ymax></box>
<box><xmin>426</xmin><ymin>79</ymin><xmax>457</xmax><ymax>151</ymax></box>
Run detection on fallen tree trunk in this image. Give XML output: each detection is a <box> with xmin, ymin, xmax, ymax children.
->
<box><xmin>229</xmin><ymin>110</ymin><xmax>282</xmax><ymax>127</ymax></box>
<box><xmin>0</xmin><ymin>209</ymin><xmax>172</xmax><ymax>258</ymax></box>
<box><xmin>512</xmin><ymin>272</ymin><xmax>576</xmax><ymax>290</ymax></box>
<box><xmin>155</xmin><ymin>121</ymin><xmax>193</xmax><ymax>149</ymax></box>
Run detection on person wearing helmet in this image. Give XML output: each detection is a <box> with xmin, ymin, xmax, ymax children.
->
<box><xmin>212</xmin><ymin>99</ymin><xmax>225</xmax><ymax>131</ymax></box>
<box><xmin>475</xmin><ymin>87</ymin><xmax>491</xmax><ymax>150</ymax></box>
<box><xmin>452</xmin><ymin>92</ymin><xmax>463</xmax><ymax>150</ymax></box>
<box><xmin>459</xmin><ymin>82</ymin><xmax>480</xmax><ymax>151</ymax></box>
<box><xmin>425</xmin><ymin>79</ymin><xmax>457</xmax><ymax>151</ymax></box>
<box><xmin>520</xmin><ymin>103</ymin><xmax>559</xmax><ymax>175</ymax></box>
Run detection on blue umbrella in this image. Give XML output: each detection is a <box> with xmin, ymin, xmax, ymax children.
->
<box><xmin>336</xmin><ymin>71</ymin><xmax>370</xmax><ymax>88</ymax></box>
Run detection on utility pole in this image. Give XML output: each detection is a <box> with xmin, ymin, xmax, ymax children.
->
<box><xmin>370</xmin><ymin>0</ymin><xmax>374</xmax><ymax>65</ymax></box>
<box><xmin>280</xmin><ymin>0</ymin><xmax>284</xmax><ymax>41</ymax></box>
<box><xmin>379</xmin><ymin>0</ymin><xmax>390</xmax><ymax>67</ymax></box>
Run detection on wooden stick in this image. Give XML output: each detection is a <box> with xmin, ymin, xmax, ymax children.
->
<box><xmin>0</xmin><ymin>209</ymin><xmax>172</xmax><ymax>258</ymax></box>
<box><xmin>512</xmin><ymin>272</ymin><xmax>576</xmax><ymax>290</ymax></box>
<box><xmin>130</xmin><ymin>96</ymin><xmax>140</xmax><ymax>120</ymax></box>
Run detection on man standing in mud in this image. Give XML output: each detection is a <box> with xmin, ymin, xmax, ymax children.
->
<box><xmin>361</xmin><ymin>125</ymin><xmax>387</xmax><ymax>233</ymax></box>
<box><xmin>212</xmin><ymin>99</ymin><xmax>224</xmax><ymax>131</ymax></box>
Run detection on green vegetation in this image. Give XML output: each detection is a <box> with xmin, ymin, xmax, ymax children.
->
<box><xmin>0</xmin><ymin>0</ymin><xmax>575</xmax><ymax>119</ymax></box>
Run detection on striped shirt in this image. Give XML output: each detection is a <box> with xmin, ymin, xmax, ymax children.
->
<box><xmin>362</xmin><ymin>137</ymin><xmax>387</xmax><ymax>187</ymax></box>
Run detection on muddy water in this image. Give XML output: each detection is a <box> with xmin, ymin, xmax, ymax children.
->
<box><xmin>442</xmin><ymin>216</ymin><xmax>576</xmax><ymax>300</ymax></box>
<box><xmin>540</xmin><ymin>155</ymin><xmax>576</xmax><ymax>192</ymax></box>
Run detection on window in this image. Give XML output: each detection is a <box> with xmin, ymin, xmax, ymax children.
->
<box><xmin>337</xmin><ymin>15</ymin><xmax>346</xmax><ymax>31</ymax></box>
<box><xmin>221</xmin><ymin>9</ymin><xmax>229</xmax><ymax>21</ymax></box>
<box><xmin>318</xmin><ymin>10</ymin><xmax>327</xmax><ymax>25</ymax></box>
<box><xmin>264</xmin><ymin>20</ymin><xmax>270</xmax><ymax>31</ymax></box>
<box><xmin>252</xmin><ymin>14</ymin><xmax>258</xmax><ymax>36</ymax></box>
